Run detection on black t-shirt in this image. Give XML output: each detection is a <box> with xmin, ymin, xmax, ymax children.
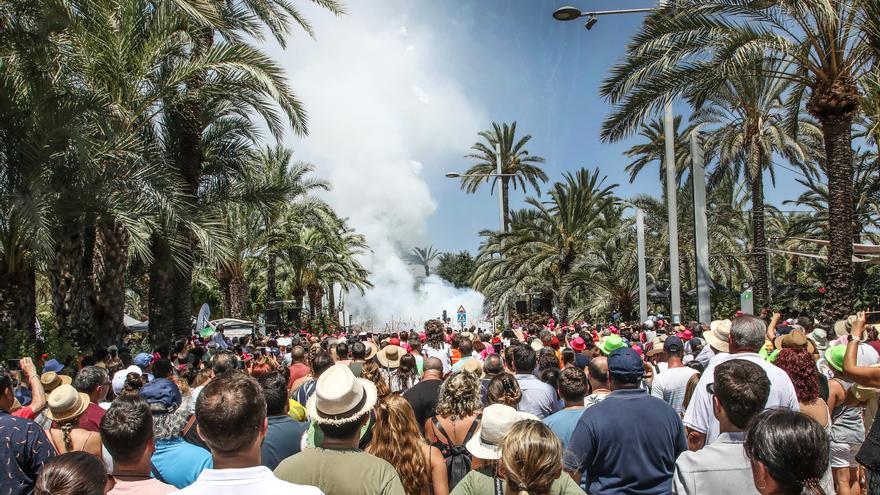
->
<box><xmin>403</xmin><ymin>378</ymin><xmax>442</xmax><ymax>432</ymax></box>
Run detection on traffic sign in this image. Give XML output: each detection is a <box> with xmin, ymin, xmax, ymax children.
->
<box><xmin>456</xmin><ymin>305</ymin><xmax>467</xmax><ymax>324</ymax></box>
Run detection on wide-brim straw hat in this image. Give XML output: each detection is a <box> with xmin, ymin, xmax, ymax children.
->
<box><xmin>364</xmin><ymin>341</ymin><xmax>378</xmax><ymax>361</ymax></box>
<box><xmin>774</xmin><ymin>330</ymin><xmax>817</xmax><ymax>354</ymax></box>
<box><xmin>46</xmin><ymin>384</ymin><xmax>90</xmax><ymax>423</ymax></box>
<box><xmin>465</xmin><ymin>404</ymin><xmax>538</xmax><ymax>460</ymax></box>
<box><xmin>40</xmin><ymin>371</ymin><xmax>72</xmax><ymax>393</ymax></box>
<box><xmin>377</xmin><ymin>345</ymin><xmax>405</xmax><ymax>369</ymax></box>
<box><xmin>306</xmin><ymin>364</ymin><xmax>378</xmax><ymax>426</ymax></box>
<box><xmin>705</xmin><ymin>319</ymin><xmax>732</xmax><ymax>353</ymax></box>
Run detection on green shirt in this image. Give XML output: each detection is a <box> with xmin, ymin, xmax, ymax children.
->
<box><xmin>274</xmin><ymin>447</ymin><xmax>406</xmax><ymax>495</ymax></box>
<box><xmin>450</xmin><ymin>470</ymin><xmax>586</xmax><ymax>495</ymax></box>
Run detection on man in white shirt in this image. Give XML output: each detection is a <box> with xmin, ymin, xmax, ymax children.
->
<box><xmin>650</xmin><ymin>336</ymin><xmax>698</xmax><ymax>416</ymax></box>
<box><xmin>684</xmin><ymin>316</ymin><xmax>799</xmax><ymax>450</ymax></box>
<box><xmin>174</xmin><ymin>372</ymin><xmax>322</xmax><ymax>495</ymax></box>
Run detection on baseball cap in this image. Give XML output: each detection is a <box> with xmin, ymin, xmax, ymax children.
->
<box><xmin>608</xmin><ymin>347</ymin><xmax>645</xmax><ymax>379</ymax></box>
<box><xmin>133</xmin><ymin>353</ymin><xmax>153</xmax><ymax>368</ymax></box>
<box><xmin>139</xmin><ymin>378</ymin><xmax>182</xmax><ymax>413</ymax></box>
<box><xmin>112</xmin><ymin>365</ymin><xmax>143</xmax><ymax>395</ymax></box>
<box><xmin>663</xmin><ymin>336</ymin><xmax>684</xmax><ymax>353</ymax></box>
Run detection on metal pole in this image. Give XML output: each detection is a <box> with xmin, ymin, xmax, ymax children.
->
<box><xmin>691</xmin><ymin>129</ymin><xmax>712</xmax><ymax>323</ymax></box>
<box><xmin>497</xmin><ymin>142</ymin><xmax>510</xmax><ymax>328</ymax></box>
<box><xmin>664</xmin><ymin>101</ymin><xmax>681</xmax><ymax>323</ymax></box>
<box><xmin>636</xmin><ymin>209</ymin><xmax>648</xmax><ymax>322</ymax></box>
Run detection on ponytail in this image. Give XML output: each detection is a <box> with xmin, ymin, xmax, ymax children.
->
<box><xmin>60</xmin><ymin>422</ymin><xmax>75</xmax><ymax>452</ymax></box>
<box><xmin>803</xmin><ymin>478</ymin><xmax>826</xmax><ymax>495</ymax></box>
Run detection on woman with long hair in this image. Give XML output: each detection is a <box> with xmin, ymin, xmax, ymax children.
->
<box><xmin>423</xmin><ymin>319</ymin><xmax>452</xmax><ymax>374</ymax></box>
<box><xmin>487</xmin><ymin>374</ymin><xmax>522</xmax><ymax>409</ymax></box>
<box><xmin>745</xmin><ymin>409</ymin><xmax>830</xmax><ymax>495</ymax></box>
<box><xmin>45</xmin><ymin>385</ymin><xmax>103</xmax><ymax>459</ymax></box>
<box><xmin>35</xmin><ymin>452</ymin><xmax>110</xmax><ymax>495</ymax></box>
<box><xmin>389</xmin><ymin>354</ymin><xmax>420</xmax><ymax>394</ymax></box>
<box><xmin>368</xmin><ymin>395</ymin><xmax>449</xmax><ymax>495</ymax></box>
<box><xmin>451</xmin><ymin>418</ymin><xmax>583</xmax><ymax>495</ymax></box>
<box><xmin>424</xmin><ymin>371</ymin><xmax>483</xmax><ymax>489</ymax></box>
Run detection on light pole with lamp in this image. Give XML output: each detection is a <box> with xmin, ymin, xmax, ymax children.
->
<box><xmin>446</xmin><ymin>143</ymin><xmax>516</xmax><ymax>326</ymax></box>
<box><xmin>552</xmin><ymin>4</ymin><xmax>684</xmax><ymax>324</ymax></box>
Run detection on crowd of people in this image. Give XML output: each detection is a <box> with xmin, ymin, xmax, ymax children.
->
<box><xmin>3</xmin><ymin>310</ymin><xmax>880</xmax><ymax>495</ymax></box>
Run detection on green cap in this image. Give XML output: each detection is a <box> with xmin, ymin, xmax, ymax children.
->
<box><xmin>598</xmin><ymin>334</ymin><xmax>627</xmax><ymax>356</ymax></box>
<box><xmin>825</xmin><ymin>344</ymin><xmax>846</xmax><ymax>373</ymax></box>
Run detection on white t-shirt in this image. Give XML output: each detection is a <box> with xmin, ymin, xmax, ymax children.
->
<box><xmin>650</xmin><ymin>366</ymin><xmax>698</xmax><ymax>415</ymax></box>
<box><xmin>174</xmin><ymin>466</ymin><xmax>322</xmax><ymax>495</ymax></box>
<box><xmin>683</xmin><ymin>353</ymin><xmax>799</xmax><ymax>445</ymax></box>
<box><xmin>423</xmin><ymin>343</ymin><xmax>452</xmax><ymax>375</ymax></box>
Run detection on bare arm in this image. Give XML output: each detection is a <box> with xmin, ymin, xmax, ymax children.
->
<box><xmin>842</xmin><ymin>312</ymin><xmax>880</xmax><ymax>387</ymax></box>
<box><xmin>428</xmin><ymin>445</ymin><xmax>449</xmax><ymax>495</ymax></box>
<box><xmin>686</xmin><ymin>427</ymin><xmax>706</xmax><ymax>452</ymax></box>
<box><xmin>766</xmin><ymin>312</ymin><xmax>781</xmax><ymax>341</ymax></box>
<box><xmin>21</xmin><ymin>358</ymin><xmax>45</xmax><ymax>414</ymax></box>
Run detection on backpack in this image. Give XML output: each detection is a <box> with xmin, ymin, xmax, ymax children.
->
<box><xmin>430</xmin><ymin>415</ymin><xmax>481</xmax><ymax>489</ymax></box>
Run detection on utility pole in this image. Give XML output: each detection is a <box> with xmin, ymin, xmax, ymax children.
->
<box><xmin>691</xmin><ymin>129</ymin><xmax>712</xmax><ymax>323</ymax></box>
<box><xmin>664</xmin><ymin>102</ymin><xmax>681</xmax><ymax>323</ymax></box>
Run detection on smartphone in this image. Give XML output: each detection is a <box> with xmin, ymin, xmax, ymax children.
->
<box><xmin>6</xmin><ymin>359</ymin><xmax>20</xmax><ymax>371</ymax></box>
<box><xmin>867</xmin><ymin>312</ymin><xmax>880</xmax><ymax>325</ymax></box>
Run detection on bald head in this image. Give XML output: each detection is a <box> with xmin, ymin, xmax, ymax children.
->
<box><xmin>291</xmin><ymin>346</ymin><xmax>305</xmax><ymax>362</ymax></box>
<box><xmin>423</xmin><ymin>357</ymin><xmax>443</xmax><ymax>376</ymax></box>
<box><xmin>587</xmin><ymin>356</ymin><xmax>608</xmax><ymax>387</ymax></box>
<box><xmin>483</xmin><ymin>354</ymin><xmax>503</xmax><ymax>376</ymax></box>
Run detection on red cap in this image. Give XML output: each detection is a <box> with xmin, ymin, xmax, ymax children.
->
<box><xmin>492</xmin><ymin>336</ymin><xmax>501</xmax><ymax>344</ymax></box>
<box><xmin>570</xmin><ymin>337</ymin><xmax>586</xmax><ymax>352</ymax></box>
<box><xmin>389</xmin><ymin>337</ymin><xmax>400</xmax><ymax>346</ymax></box>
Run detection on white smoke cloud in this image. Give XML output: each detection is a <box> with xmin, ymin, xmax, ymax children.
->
<box><xmin>273</xmin><ymin>3</ymin><xmax>488</xmax><ymax>328</ymax></box>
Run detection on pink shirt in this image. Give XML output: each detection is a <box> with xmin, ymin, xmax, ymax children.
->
<box><xmin>109</xmin><ymin>478</ymin><xmax>176</xmax><ymax>495</ymax></box>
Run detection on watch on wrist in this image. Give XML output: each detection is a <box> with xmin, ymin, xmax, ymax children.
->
<box><xmin>847</xmin><ymin>334</ymin><xmax>855</xmax><ymax>342</ymax></box>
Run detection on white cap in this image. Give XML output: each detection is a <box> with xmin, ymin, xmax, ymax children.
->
<box><xmin>112</xmin><ymin>365</ymin><xmax>143</xmax><ymax>395</ymax></box>
<box><xmin>465</xmin><ymin>404</ymin><xmax>538</xmax><ymax>460</ymax></box>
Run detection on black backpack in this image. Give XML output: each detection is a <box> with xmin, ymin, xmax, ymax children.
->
<box><xmin>430</xmin><ymin>415</ymin><xmax>481</xmax><ymax>489</ymax></box>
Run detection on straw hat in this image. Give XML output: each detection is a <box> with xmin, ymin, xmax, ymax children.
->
<box><xmin>774</xmin><ymin>330</ymin><xmax>816</xmax><ymax>354</ymax></box>
<box><xmin>363</xmin><ymin>341</ymin><xmax>378</xmax><ymax>361</ymax></box>
<box><xmin>705</xmin><ymin>319</ymin><xmax>732</xmax><ymax>353</ymax></box>
<box><xmin>377</xmin><ymin>345</ymin><xmax>405</xmax><ymax>369</ymax></box>
<box><xmin>460</xmin><ymin>358</ymin><xmax>483</xmax><ymax>375</ymax></box>
<box><xmin>39</xmin><ymin>372</ymin><xmax>72</xmax><ymax>393</ymax></box>
<box><xmin>465</xmin><ymin>404</ymin><xmax>537</xmax><ymax>460</ymax></box>
<box><xmin>306</xmin><ymin>364</ymin><xmax>378</xmax><ymax>425</ymax></box>
<box><xmin>46</xmin><ymin>384</ymin><xmax>90</xmax><ymax>423</ymax></box>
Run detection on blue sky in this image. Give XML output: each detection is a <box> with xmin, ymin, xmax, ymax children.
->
<box><xmin>275</xmin><ymin>0</ymin><xmax>809</xmax><ymax>256</ymax></box>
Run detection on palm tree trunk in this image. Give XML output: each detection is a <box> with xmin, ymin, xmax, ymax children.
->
<box><xmin>327</xmin><ymin>284</ymin><xmax>336</xmax><ymax>320</ymax></box>
<box><xmin>149</xmin><ymin>236</ymin><xmax>176</xmax><ymax>344</ymax></box>
<box><xmin>750</xmin><ymin>159</ymin><xmax>769</xmax><ymax>309</ymax></box>
<box><xmin>424</xmin><ymin>264</ymin><xmax>430</xmax><ymax>277</ymax></box>
<box><xmin>292</xmin><ymin>287</ymin><xmax>305</xmax><ymax>327</ymax></box>
<box><xmin>69</xmin><ymin>220</ymin><xmax>97</xmax><ymax>349</ymax></box>
<box><xmin>96</xmin><ymin>219</ymin><xmax>128</xmax><ymax>346</ymax></box>
<box><xmin>266</xmin><ymin>244</ymin><xmax>278</xmax><ymax>302</ymax></box>
<box><xmin>228</xmin><ymin>275</ymin><xmax>247</xmax><ymax>319</ymax></box>
<box><xmin>501</xmin><ymin>176</ymin><xmax>510</xmax><ymax>232</ymax></box>
<box><xmin>820</xmin><ymin>113</ymin><xmax>855</xmax><ymax>319</ymax></box>
<box><xmin>0</xmin><ymin>267</ymin><xmax>36</xmax><ymax>346</ymax></box>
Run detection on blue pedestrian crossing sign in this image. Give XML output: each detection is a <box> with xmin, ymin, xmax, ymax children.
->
<box><xmin>456</xmin><ymin>305</ymin><xmax>467</xmax><ymax>324</ymax></box>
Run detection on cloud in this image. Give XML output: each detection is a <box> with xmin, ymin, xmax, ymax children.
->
<box><xmin>273</xmin><ymin>3</ymin><xmax>488</xmax><ymax>327</ymax></box>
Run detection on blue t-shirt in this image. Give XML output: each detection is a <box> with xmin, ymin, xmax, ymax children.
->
<box><xmin>543</xmin><ymin>408</ymin><xmax>584</xmax><ymax>450</ymax></box>
<box><xmin>152</xmin><ymin>437</ymin><xmax>213</xmax><ymax>488</ymax></box>
<box><xmin>261</xmin><ymin>415</ymin><xmax>308</xmax><ymax>470</ymax></box>
<box><xmin>564</xmin><ymin>388</ymin><xmax>686</xmax><ymax>495</ymax></box>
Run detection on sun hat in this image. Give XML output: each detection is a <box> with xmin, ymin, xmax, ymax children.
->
<box><xmin>43</xmin><ymin>359</ymin><xmax>64</xmax><ymax>373</ymax></box>
<box><xmin>139</xmin><ymin>378</ymin><xmax>182</xmax><ymax>413</ymax></box>
<box><xmin>825</xmin><ymin>344</ymin><xmax>846</xmax><ymax>373</ymax></box>
<box><xmin>40</xmin><ymin>372</ymin><xmax>72</xmax><ymax>393</ymax></box>
<box><xmin>705</xmin><ymin>319</ymin><xmax>732</xmax><ymax>353</ymax></box>
<box><xmin>388</xmin><ymin>337</ymin><xmax>401</xmax><ymax>346</ymax></box>
<box><xmin>133</xmin><ymin>353</ymin><xmax>153</xmax><ymax>368</ymax></box>
<box><xmin>774</xmin><ymin>330</ymin><xmax>816</xmax><ymax>354</ymax></box>
<box><xmin>530</xmin><ymin>339</ymin><xmax>544</xmax><ymax>351</ymax></box>
<box><xmin>460</xmin><ymin>358</ymin><xmax>483</xmax><ymax>375</ymax></box>
<box><xmin>570</xmin><ymin>336</ymin><xmax>586</xmax><ymax>352</ymax></box>
<box><xmin>377</xmin><ymin>345</ymin><xmax>405</xmax><ymax>369</ymax></box>
<box><xmin>834</xmin><ymin>316</ymin><xmax>857</xmax><ymax>337</ymax></box>
<box><xmin>46</xmin><ymin>384</ymin><xmax>90</xmax><ymax>423</ymax></box>
<box><xmin>363</xmin><ymin>341</ymin><xmax>378</xmax><ymax>361</ymax></box>
<box><xmin>597</xmin><ymin>334</ymin><xmax>627</xmax><ymax>355</ymax></box>
<box><xmin>646</xmin><ymin>336</ymin><xmax>666</xmax><ymax>357</ymax></box>
<box><xmin>675</xmin><ymin>329</ymin><xmax>694</xmax><ymax>341</ymax></box>
<box><xmin>810</xmin><ymin>328</ymin><xmax>829</xmax><ymax>352</ymax></box>
<box><xmin>111</xmin><ymin>365</ymin><xmax>143</xmax><ymax>395</ymax></box>
<box><xmin>465</xmin><ymin>404</ymin><xmax>538</xmax><ymax>460</ymax></box>
<box><xmin>608</xmin><ymin>347</ymin><xmax>645</xmax><ymax>380</ymax></box>
<box><xmin>306</xmin><ymin>364</ymin><xmax>378</xmax><ymax>425</ymax></box>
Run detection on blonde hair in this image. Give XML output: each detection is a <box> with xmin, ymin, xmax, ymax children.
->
<box><xmin>500</xmin><ymin>420</ymin><xmax>562</xmax><ymax>495</ymax></box>
<box><xmin>361</xmin><ymin>361</ymin><xmax>391</xmax><ymax>400</ymax></box>
<box><xmin>366</xmin><ymin>396</ymin><xmax>430</xmax><ymax>495</ymax></box>
<box><xmin>435</xmin><ymin>371</ymin><xmax>481</xmax><ymax>418</ymax></box>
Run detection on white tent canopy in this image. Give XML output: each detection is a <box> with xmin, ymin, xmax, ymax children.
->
<box><xmin>124</xmin><ymin>315</ymin><xmax>149</xmax><ymax>332</ymax></box>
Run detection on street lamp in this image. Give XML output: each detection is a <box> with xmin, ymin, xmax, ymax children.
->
<box><xmin>552</xmin><ymin>6</ymin><xmax>655</xmax><ymax>29</ymax></box>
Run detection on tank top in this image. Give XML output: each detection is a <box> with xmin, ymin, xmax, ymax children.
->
<box><xmin>831</xmin><ymin>379</ymin><xmax>866</xmax><ymax>444</ymax></box>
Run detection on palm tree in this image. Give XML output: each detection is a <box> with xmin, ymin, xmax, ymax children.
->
<box><xmin>600</xmin><ymin>0</ymin><xmax>878</xmax><ymax>318</ymax></box>
<box><xmin>480</xmin><ymin>168</ymin><xmax>619</xmax><ymax>322</ymax></box>
<box><xmin>623</xmin><ymin>114</ymin><xmax>692</xmax><ymax>186</ymax></box>
<box><xmin>692</xmin><ymin>60</ymin><xmax>822</xmax><ymax>308</ymax></box>
<box><xmin>409</xmin><ymin>246</ymin><xmax>440</xmax><ymax>277</ymax></box>
<box><xmin>461</xmin><ymin>122</ymin><xmax>548</xmax><ymax>231</ymax></box>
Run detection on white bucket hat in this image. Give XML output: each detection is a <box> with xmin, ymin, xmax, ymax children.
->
<box><xmin>705</xmin><ymin>319</ymin><xmax>732</xmax><ymax>353</ymax></box>
<box><xmin>112</xmin><ymin>365</ymin><xmax>144</xmax><ymax>395</ymax></box>
<box><xmin>465</xmin><ymin>404</ymin><xmax>537</xmax><ymax>460</ymax></box>
<box><xmin>306</xmin><ymin>364</ymin><xmax>378</xmax><ymax>425</ymax></box>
